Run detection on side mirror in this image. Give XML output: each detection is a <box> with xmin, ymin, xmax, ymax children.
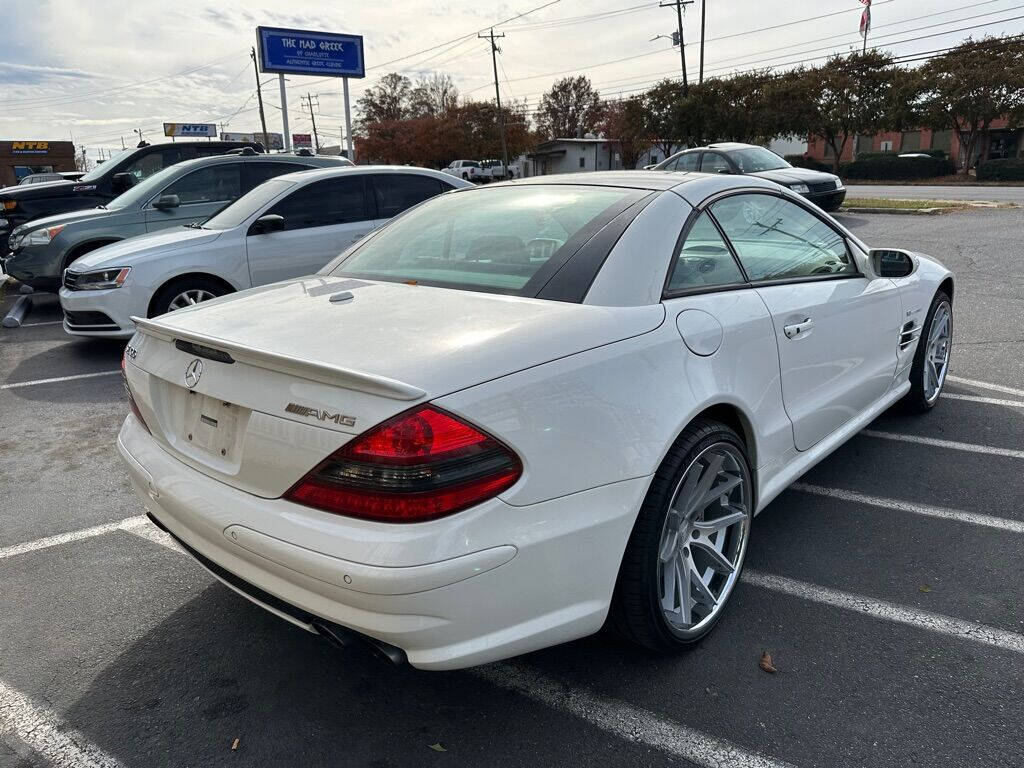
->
<box><xmin>111</xmin><ymin>172</ymin><xmax>134</xmax><ymax>194</ymax></box>
<box><xmin>152</xmin><ymin>194</ymin><xmax>180</xmax><ymax>211</ymax></box>
<box><xmin>250</xmin><ymin>214</ymin><xmax>285</xmax><ymax>235</ymax></box>
<box><xmin>716</xmin><ymin>167</ymin><xmax>732</xmax><ymax>174</ymax></box>
<box><xmin>870</xmin><ymin>248</ymin><xmax>915</xmax><ymax>278</ymax></box>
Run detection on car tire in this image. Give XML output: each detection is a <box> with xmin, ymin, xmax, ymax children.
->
<box><xmin>462</xmin><ymin>172</ymin><xmax>469</xmax><ymax>181</ymax></box>
<box><xmin>902</xmin><ymin>290</ymin><xmax>952</xmax><ymax>413</ymax></box>
<box><xmin>609</xmin><ymin>418</ymin><xmax>753</xmax><ymax>653</ymax></box>
<box><xmin>150</xmin><ymin>277</ymin><xmax>229</xmax><ymax>318</ymax></box>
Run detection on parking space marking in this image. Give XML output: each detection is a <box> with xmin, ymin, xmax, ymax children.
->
<box><xmin>791</xmin><ymin>483</ymin><xmax>1024</xmax><ymax>534</ymax></box>
<box><xmin>0</xmin><ymin>370</ymin><xmax>120</xmax><ymax>390</ymax></box>
<box><xmin>940</xmin><ymin>392</ymin><xmax>1024</xmax><ymax>408</ymax></box>
<box><xmin>0</xmin><ymin>516</ymin><xmax>147</xmax><ymax>561</ymax></box>
<box><xmin>18</xmin><ymin>320</ymin><xmax>63</xmax><ymax>327</ymax></box>
<box><xmin>860</xmin><ymin>430</ymin><xmax>1024</xmax><ymax>460</ymax></box>
<box><xmin>125</xmin><ymin>523</ymin><xmax>180</xmax><ymax>553</ymax></box>
<box><xmin>947</xmin><ymin>375</ymin><xmax>1024</xmax><ymax>398</ymax></box>
<box><xmin>474</xmin><ymin>663</ymin><xmax>796</xmax><ymax>768</ymax></box>
<box><xmin>744</xmin><ymin>571</ymin><xmax>1024</xmax><ymax>655</ymax></box>
<box><xmin>0</xmin><ymin>678</ymin><xmax>124</xmax><ymax>768</ymax></box>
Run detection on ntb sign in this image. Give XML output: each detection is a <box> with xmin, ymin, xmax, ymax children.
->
<box><xmin>257</xmin><ymin>27</ymin><xmax>365</xmax><ymax>78</ymax></box>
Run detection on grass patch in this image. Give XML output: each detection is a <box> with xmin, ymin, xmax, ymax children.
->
<box><xmin>842</xmin><ymin>197</ymin><xmax>962</xmax><ymax>210</ymax></box>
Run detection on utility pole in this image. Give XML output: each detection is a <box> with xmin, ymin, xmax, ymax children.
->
<box><xmin>133</xmin><ymin>128</ymin><xmax>145</xmax><ymax>146</ymax></box>
<box><xmin>660</xmin><ymin>0</ymin><xmax>693</xmax><ymax>93</ymax></box>
<box><xmin>251</xmin><ymin>47</ymin><xmax>269</xmax><ymax>149</ymax></box>
<box><xmin>478</xmin><ymin>28</ymin><xmax>509</xmax><ymax>180</ymax></box>
<box><xmin>699</xmin><ymin>0</ymin><xmax>706</xmax><ymax>84</ymax></box>
<box><xmin>301</xmin><ymin>93</ymin><xmax>321</xmax><ymax>153</ymax></box>
<box><xmin>120</xmin><ymin>136</ymin><xmax>126</xmax><ymax>150</ymax></box>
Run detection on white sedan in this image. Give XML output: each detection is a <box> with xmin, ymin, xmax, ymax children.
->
<box><xmin>119</xmin><ymin>171</ymin><xmax>954</xmax><ymax>670</ymax></box>
<box><xmin>59</xmin><ymin>167</ymin><xmax>469</xmax><ymax>338</ymax></box>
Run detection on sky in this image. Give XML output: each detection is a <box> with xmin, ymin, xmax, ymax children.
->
<box><xmin>2</xmin><ymin>0</ymin><xmax>1023</xmax><ymax>164</ymax></box>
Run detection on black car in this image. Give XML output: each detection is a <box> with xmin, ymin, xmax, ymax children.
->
<box><xmin>654</xmin><ymin>142</ymin><xmax>846</xmax><ymax>212</ymax></box>
<box><xmin>0</xmin><ymin>140</ymin><xmax>263</xmax><ymax>237</ymax></box>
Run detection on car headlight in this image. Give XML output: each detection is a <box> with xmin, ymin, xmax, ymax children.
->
<box><xmin>789</xmin><ymin>183</ymin><xmax>810</xmax><ymax>194</ymax></box>
<box><xmin>24</xmin><ymin>225</ymin><xmax>65</xmax><ymax>247</ymax></box>
<box><xmin>73</xmin><ymin>267</ymin><xmax>132</xmax><ymax>290</ymax></box>
<box><xmin>834</xmin><ymin>178</ymin><xmax>844</xmax><ymax>190</ymax></box>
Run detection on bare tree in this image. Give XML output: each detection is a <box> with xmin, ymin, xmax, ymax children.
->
<box><xmin>536</xmin><ymin>76</ymin><xmax>602</xmax><ymax>139</ymax></box>
<box><xmin>410</xmin><ymin>73</ymin><xmax>460</xmax><ymax>118</ymax></box>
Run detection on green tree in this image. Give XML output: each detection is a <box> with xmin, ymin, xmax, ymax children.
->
<box><xmin>644</xmin><ymin>79</ymin><xmax>687</xmax><ymax>158</ymax></box>
<box><xmin>600</xmin><ymin>97</ymin><xmax>650</xmax><ymax>169</ymax></box>
<box><xmin>356</xmin><ymin>73</ymin><xmax>413</xmax><ymax>127</ymax></box>
<box><xmin>536</xmin><ymin>76</ymin><xmax>603</xmax><ymax>139</ymax></box>
<box><xmin>917</xmin><ymin>35</ymin><xmax>1024</xmax><ymax>172</ymax></box>
<box><xmin>801</xmin><ymin>50</ymin><xmax>910</xmax><ymax>173</ymax></box>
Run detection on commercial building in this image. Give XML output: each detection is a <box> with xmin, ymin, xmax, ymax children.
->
<box><xmin>0</xmin><ymin>140</ymin><xmax>77</xmax><ymax>187</ymax></box>
<box><xmin>806</xmin><ymin>117</ymin><xmax>1021</xmax><ymax>168</ymax></box>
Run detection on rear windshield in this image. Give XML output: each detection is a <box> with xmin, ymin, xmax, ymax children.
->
<box><xmin>330</xmin><ymin>185</ymin><xmax>635</xmax><ymax>296</ymax></box>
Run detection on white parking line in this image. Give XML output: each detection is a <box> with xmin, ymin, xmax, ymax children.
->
<box><xmin>941</xmin><ymin>392</ymin><xmax>1024</xmax><ymax>408</ymax></box>
<box><xmin>19</xmin><ymin>320</ymin><xmax>63</xmax><ymax>327</ymax></box>
<box><xmin>0</xmin><ymin>370</ymin><xmax>120</xmax><ymax>390</ymax></box>
<box><xmin>125</xmin><ymin>523</ymin><xmax>180</xmax><ymax>553</ymax></box>
<box><xmin>0</xmin><ymin>678</ymin><xmax>124</xmax><ymax>768</ymax></box>
<box><xmin>947</xmin><ymin>375</ymin><xmax>1024</xmax><ymax>398</ymax></box>
<box><xmin>860</xmin><ymin>430</ymin><xmax>1024</xmax><ymax>460</ymax></box>
<box><xmin>0</xmin><ymin>516</ymin><xmax>147</xmax><ymax>561</ymax></box>
<box><xmin>474</xmin><ymin>663</ymin><xmax>796</xmax><ymax>768</ymax></box>
<box><xmin>791</xmin><ymin>483</ymin><xmax>1024</xmax><ymax>534</ymax></box>
<box><xmin>743</xmin><ymin>571</ymin><xmax>1024</xmax><ymax>655</ymax></box>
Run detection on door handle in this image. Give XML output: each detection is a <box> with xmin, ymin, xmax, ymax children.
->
<box><xmin>783</xmin><ymin>318</ymin><xmax>813</xmax><ymax>339</ymax></box>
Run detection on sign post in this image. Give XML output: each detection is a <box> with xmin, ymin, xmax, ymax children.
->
<box><xmin>278</xmin><ymin>75</ymin><xmax>292</xmax><ymax>151</ymax></box>
<box><xmin>256</xmin><ymin>26</ymin><xmax>365</xmax><ymax>160</ymax></box>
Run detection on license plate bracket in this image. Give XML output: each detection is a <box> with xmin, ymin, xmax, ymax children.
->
<box><xmin>184</xmin><ymin>392</ymin><xmax>239</xmax><ymax>459</ymax></box>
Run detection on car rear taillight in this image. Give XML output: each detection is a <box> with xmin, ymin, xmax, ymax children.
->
<box><xmin>121</xmin><ymin>354</ymin><xmax>150</xmax><ymax>434</ymax></box>
<box><xmin>284</xmin><ymin>405</ymin><xmax>521</xmax><ymax>523</ymax></box>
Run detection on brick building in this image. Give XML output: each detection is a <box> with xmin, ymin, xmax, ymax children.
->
<box><xmin>0</xmin><ymin>140</ymin><xmax>77</xmax><ymax>187</ymax></box>
<box><xmin>807</xmin><ymin>117</ymin><xmax>1021</xmax><ymax>168</ymax></box>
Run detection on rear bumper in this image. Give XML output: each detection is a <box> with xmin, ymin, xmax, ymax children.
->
<box><xmin>117</xmin><ymin>414</ymin><xmax>648</xmax><ymax>670</ymax></box>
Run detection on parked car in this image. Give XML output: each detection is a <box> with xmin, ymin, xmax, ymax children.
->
<box><xmin>119</xmin><ymin>171</ymin><xmax>953</xmax><ymax>669</ymax></box>
<box><xmin>442</xmin><ymin>159</ymin><xmax>484</xmax><ymax>182</ymax></box>
<box><xmin>18</xmin><ymin>171</ymin><xmax>85</xmax><ymax>186</ymax></box>
<box><xmin>6</xmin><ymin>152</ymin><xmax>350</xmax><ymax>292</ymax></box>
<box><xmin>0</xmin><ymin>140</ymin><xmax>264</xmax><ymax>237</ymax></box>
<box><xmin>480</xmin><ymin>159</ymin><xmax>517</xmax><ymax>181</ymax></box>
<box><xmin>60</xmin><ymin>166</ymin><xmax>468</xmax><ymax>336</ymax></box>
<box><xmin>655</xmin><ymin>142</ymin><xmax>846</xmax><ymax>211</ymax></box>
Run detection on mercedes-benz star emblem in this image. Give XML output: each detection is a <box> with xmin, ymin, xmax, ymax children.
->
<box><xmin>184</xmin><ymin>358</ymin><xmax>203</xmax><ymax>388</ymax></box>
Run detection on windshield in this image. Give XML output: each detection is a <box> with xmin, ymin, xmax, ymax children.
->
<box><xmin>79</xmin><ymin>148</ymin><xmax>134</xmax><ymax>182</ymax></box>
<box><xmin>103</xmin><ymin>164</ymin><xmax>182</xmax><ymax>210</ymax></box>
<box><xmin>204</xmin><ymin>179</ymin><xmax>295</xmax><ymax>230</ymax></box>
<box><xmin>330</xmin><ymin>185</ymin><xmax>634</xmax><ymax>296</ymax></box>
<box><xmin>727</xmin><ymin>147</ymin><xmax>791</xmax><ymax>173</ymax></box>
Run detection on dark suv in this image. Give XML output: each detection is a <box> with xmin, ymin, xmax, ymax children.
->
<box><xmin>0</xmin><ymin>141</ymin><xmax>263</xmax><ymax>237</ymax></box>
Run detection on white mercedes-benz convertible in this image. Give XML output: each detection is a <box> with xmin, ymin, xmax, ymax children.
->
<box><xmin>119</xmin><ymin>171</ymin><xmax>953</xmax><ymax>670</ymax></box>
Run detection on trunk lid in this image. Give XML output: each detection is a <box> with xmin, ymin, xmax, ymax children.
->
<box><xmin>126</xmin><ymin>276</ymin><xmax>664</xmax><ymax>497</ymax></box>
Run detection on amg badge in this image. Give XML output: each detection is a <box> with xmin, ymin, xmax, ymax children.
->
<box><xmin>285</xmin><ymin>403</ymin><xmax>356</xmax><ymax>427</ymax></box>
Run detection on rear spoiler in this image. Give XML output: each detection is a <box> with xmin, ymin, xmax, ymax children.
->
<box><xmin>131</xmin><ymin>316</ymin><xmax>425</xmax><ymax>401</ymax></box>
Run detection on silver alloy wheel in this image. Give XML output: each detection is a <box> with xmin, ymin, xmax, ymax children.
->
<box><xmin>923</xmin><ymin>300</ymin><xmax>952</xmax><ymax>404</ymax></box>
<box><xmin>167</xmin><ymin>288</ymin><xmax>217</xmax><ymax>312</ymax></box>
<box><xmin>657</xmin><ymin>443</ymin><xmax>751</xmax><ymax>639</ymax></box>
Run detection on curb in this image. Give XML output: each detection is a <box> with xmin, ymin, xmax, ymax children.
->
<box><xmin>840</xmin><ymin>207</ymin><xmax>945</xmax><ymax>215</ymax></box>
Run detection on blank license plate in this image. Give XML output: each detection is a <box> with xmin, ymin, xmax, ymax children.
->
<box><xmin>183</xmin><ymin>393</ymin><xmax>239</xmax><ymax>459</ymax></box>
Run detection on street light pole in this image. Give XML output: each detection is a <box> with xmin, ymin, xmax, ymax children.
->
<box><xmin>699</xmin><ymin>0</ymin><xmax>707</xmax><ymax>84</ymax></box>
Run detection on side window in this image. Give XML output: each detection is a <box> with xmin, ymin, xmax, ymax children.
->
<box><xmin>676</xmin><ymin>153</ymin><xmax>701</xmax><ymax>172</ymax></box>
<box><xmin>161</xmin><ymin>163</ymin><xmax>241</xmax><ymax>205</ymax></box>
<box><xmin>266</xmin><ymin>176</ymin><xmax>367</xmax><ymax>230</ymax></box>
<box><xmin>661</xmin><ymin>157</ymin><xmax>679</xmax><ymax>171</ymax></box>
<box><xmin>700</xmin><ymin>153</ymin><xmax>731</xmax><ymax>174</ymax></box>
<box><xmin>710</xmin><ymin>194</ymin><xmax>856</xmax><ymax>281</ymax></box>
<box><xmin>373</xmin><ymin>174</ymin><xmax>447</xmax><ymax>219</ymax></box>
<box><xmin>667</xmin><ymin>212</ymin><xmax>746</xmax><ymax>292</ymax></box>
<box><xmin>123</xmin><ymin>149</ymin><xmax>175</xmax><ymax>183</ymax></box>
<box><xmin>244</xmin><ymin>162</ymin><xmax>310</xmax><ymax>191</ymax></box>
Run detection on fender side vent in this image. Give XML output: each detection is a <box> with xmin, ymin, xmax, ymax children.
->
<box><xmin>899</xmin><ymin>321</ymin><xmax>919</xmax><ymax>352</ymax></box>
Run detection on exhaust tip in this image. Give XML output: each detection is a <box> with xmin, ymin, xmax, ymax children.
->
<box><xmin>312</xmin><ymin>620</ymin><xmax>407</xmax><ymax>666</ymax></box>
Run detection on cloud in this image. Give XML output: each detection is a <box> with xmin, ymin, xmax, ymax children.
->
<box><xmin>0</xmin><ymin>62</ymin><xmax>96</xmax><ymax>85</ymax></box>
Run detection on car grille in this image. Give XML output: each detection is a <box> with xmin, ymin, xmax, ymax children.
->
<box><xmin>63</xmin><ymin>310</ymin><xmax>117</xmax><ymax>329</ymax></box>
<box><xmin>63</xmin><ymin>271</ymin><xmax>81</xmax><ymax>290</ymax></box>
<box><xmin>808</xmin><ymin>181</ymin><xmax>839</xmax><ymax>194</ymax></box>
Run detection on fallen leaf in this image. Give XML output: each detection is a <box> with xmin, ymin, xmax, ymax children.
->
<box><xmin>231</xmin><ymin>738</ymin><xmax>240</xmax><ymax>751</ymax></box>
<box><xmin>428</xmin><ymin>743</ymin><xmax>447</xmax><ymax>752</ymax></box>
<box><xmin>919</xmin><ymin>585</ymin><xmax>931</xmax><ymax>593</ymax></box>
<box><xmin>759</xmin><ymin>651</ymin><xmax>778</xmax><ymax>674</ymax></box>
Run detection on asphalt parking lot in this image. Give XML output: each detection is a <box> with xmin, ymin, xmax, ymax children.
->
<box><xmin>2</xmin><ymin>208</ymin><xmax>1023</xmax><ymax>768</ymax></box>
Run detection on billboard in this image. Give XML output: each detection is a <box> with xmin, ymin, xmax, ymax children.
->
<box><xmin>292</xmin><ymin>133</ymin><xmax>313</xmax><ymax>148</ymax></box>
<box><xmin>218</xmin><ymin>131</ymin><xmax>284</xmax><ymax>150</ymax></box>
<box><xmin>257</xmin><ymin>27</ymin><xmax>365</xmax><ymax>78</ymax></box>
<box><xmin>164</xmin><ymin>123</ymin><xmax>216</xmax><ymax>138</ymax></box>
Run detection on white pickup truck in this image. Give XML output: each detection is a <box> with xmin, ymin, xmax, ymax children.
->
<box><xmin>480</xmin><ymin>159</ymin><xmax>519</xmax><ymax>182</ymax></box>
<box><xmin>442</xmin><ymin>160</ymin><xmax>484</xmax><ymax>182</ymax></box>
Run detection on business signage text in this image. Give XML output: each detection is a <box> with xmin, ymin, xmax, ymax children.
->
<box><xmin>163</xmin><ymin>123</ymin><xmax>217</xmax><ymax>138</ymax></box>
<box><xmin>10</xmin><ymin>141</ymin><xmax>50</xmax><ymax>154</ymax></box>
<box><xmin>257</xmin><ymin>27</ymin><xmax>365</xmax><ymax>78</ymax></box>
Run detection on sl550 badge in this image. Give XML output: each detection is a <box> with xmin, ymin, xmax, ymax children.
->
<box><xmin>285</xmin><ymin>402</ymin><xmax>356</xmax><ymax>427</ymax></box>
